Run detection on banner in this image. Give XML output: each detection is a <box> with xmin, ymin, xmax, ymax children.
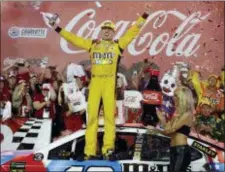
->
<box><xmin>1</xmin><ymin>1</ymin><xmax>224</xmax><ymax>78</ymax></box>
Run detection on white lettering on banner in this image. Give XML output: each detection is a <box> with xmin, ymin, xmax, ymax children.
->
<box><xmin>3</xmin><ymin>57</ymin><xmax>48</xmax><ymax>67</ymax></box>
<box><xmin>144</xmin><ymin>93</ymin><xmax>158</xmax><ymax>100</ymax></box>
<box><xmin>61</xmin><ymin>8</ymin><xmax>210</xmax><ymax>57</ymax></box>
<box><xmin>8</xmin><ymin>27</ymin><xmax>48</xmax><ymax>38</ymax></box>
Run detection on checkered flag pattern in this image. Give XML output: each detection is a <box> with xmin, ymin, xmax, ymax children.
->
<box><xmin>6</xmin><ymin>118</ymin><xmax>52</xmax><ymax>151</ymax></box>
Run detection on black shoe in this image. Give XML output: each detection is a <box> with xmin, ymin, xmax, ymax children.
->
<box><xmin>103</xmin><ymin>150</ymin><xmax>117</xmax><ymax>161</ymax></box>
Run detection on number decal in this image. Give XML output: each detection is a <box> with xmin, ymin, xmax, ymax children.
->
<box><xmin>66</xmin><ymin>166</ymin><xmax>114</xmax><ymax>172</ymax></box>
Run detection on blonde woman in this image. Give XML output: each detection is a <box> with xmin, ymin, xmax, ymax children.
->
<box><xmin>146</xmin><ymin>86</ymin><xmax>195</xmax><ymax>172</ymax></box>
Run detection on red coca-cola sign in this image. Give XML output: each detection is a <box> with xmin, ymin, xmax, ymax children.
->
<box><xmin>142</xmin><ymin>90</ymin><xmax>162</xmax><ymax>105</ymax></box>
<box><xmin>1</xmin><ymin>1</ymin><xmax>224</xmax><ymax>78</ymax></box>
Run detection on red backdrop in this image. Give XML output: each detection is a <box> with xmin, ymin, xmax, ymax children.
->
<box><xmin>1</xmin><ymin>1</ymin><xmax>224</xmax><ymax>78</ymax></box>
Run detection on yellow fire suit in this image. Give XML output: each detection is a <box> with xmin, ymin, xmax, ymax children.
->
<box><xmin>56</xmin><ymin>15</ymin><xmax>148</xmax><ymax>156</ymax></box>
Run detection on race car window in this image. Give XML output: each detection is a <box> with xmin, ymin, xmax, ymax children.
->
<box><xmin>141</xmin><ymin>134</ymin><xmax>203</xmax><ymax>161</ymax></box>
<box><xmin>48</xmin><ymin>141</ymin><xmax>73</xmax><ymax>160</ymax></box>
<box><xmin>113</xmin><ymin>132</ymin><xmax>137</xmax><ymax>160</ymax></box>
<box><xmin>141</xmin><ymin>134</ymin><xmax>170</xmax><ymax>161</ymax></box>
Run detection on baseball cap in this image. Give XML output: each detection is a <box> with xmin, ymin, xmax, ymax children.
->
<box><xmin>41</xmin><ymin>83</ymin><xmax>50</xmax><ymax>91</ymax></box>
<box><xmin>150</xmin><ymin>68</ymin><xmax>160</xmax><ymax>77</ymax></box>
<box><xmin>101</xmin><ymin>20</ymin><xmax>115</xmax><ymax>31</ymax></box>
<box><xmin>18</xmin><ymin>79</ymin><xmax>26</xmax><ymax>84</ymax></box>
<box><xmin>199</xmin><ymin>97</ymin><xmax>211</xmax><ymax>107</ymax></box>
<box><xmin>9</xmin><ymin>71</ymin><xmax>16</xmax><ymax>78</ymax></box>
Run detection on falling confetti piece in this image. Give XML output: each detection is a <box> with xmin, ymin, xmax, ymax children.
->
<box><xmin>203</xmin><ymin>43</ymin><xmax>206</xmax><ymax>47</ymax></box>
<box><xmin>95</xmin><ymin>1</ymin><xmax>102</xmax><ymax>8</ymax></box>
<box><xmin>208</xmin><ymin>19</ymin><xmax>213</xmax><ymax>22</ymax></box>
<box><xmin>217</xmin><ymin>25</ymin><xmax>221</xmax><ymax>28</ymax></box>
<box><xmin>208</xmin><ymin>50</ymin><xmax>212</xmax><ymax>53</ymax></box>
<box><xmin>214</xmin><ymin>39</ymin><xmax>218</xmax><ymax>41</ymax></box>
<box><xmin>173</xmin><ymin>33</ymin><xmax>178</xmax><ymax>38</ymax></box>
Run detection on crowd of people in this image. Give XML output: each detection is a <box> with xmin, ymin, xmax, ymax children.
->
<box><xmin>0</xmin><ymin>58</ymin><xmax>224</xmax><ymax>143</ymax></box>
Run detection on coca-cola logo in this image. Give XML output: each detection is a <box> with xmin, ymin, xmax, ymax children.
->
<box><xmin>60</xmin><ymin>8</ymin><xmax>210</xmax><ymax>58</ymax></box>
<box><xmin>144</xmin><ymin>93</ymin><xmax>159</xmax><ymax>101</ymax></box>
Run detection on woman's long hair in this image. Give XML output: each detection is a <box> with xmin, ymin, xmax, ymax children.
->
<box><xmin>175</xmin><ymin>86</ymin><xmax>195</xmax><ymax>116</ymax></box>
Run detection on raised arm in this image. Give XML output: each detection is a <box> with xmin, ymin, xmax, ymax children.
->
<box><xmin>54</xmin><ymin>27</ymin><xmax>92</xmax><ymax>51</ymax></box>
<box><xmin>41</xmin><ymin>12</ymin><xmax>92</xmax><ymax>51</ymax></box>
<box><xmin>118</xmin><ymin>4</ymin><xmax>151</xmax><ymax>50</ymax></box>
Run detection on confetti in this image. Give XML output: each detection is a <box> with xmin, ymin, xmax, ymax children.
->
<box><xmin>217</xmin><ymin>25</ymin><xmax>221</xmax><ymax>28</ymax></box>
<box><xmin>95</xmin><ymin>1</ymin><xmax>102</xmax><ymax>8</ymax></box>
<box><xmin>208</xmin><ymin>19</ymin><xmax>213</xmax><ymax>22</ymax></box>
<box><xmin>208</xmin><ymin>50</ymin><xmax>212</xmax><ymax>53</ymax></box>
<box><xmin>214</xmin><ymin>39</ymin><xmax>218</xmax><ymax>41</ymax></box>
<box><xmin>173</xmin><ymin>33</ymin><xmax>178</xmax><ymax>38</ymax></box>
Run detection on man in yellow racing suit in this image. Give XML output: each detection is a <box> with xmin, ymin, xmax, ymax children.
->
<box><xmin>48</xmin><ymin>5</ymin><xmax>152</xmax><ymax>160</ymax></box>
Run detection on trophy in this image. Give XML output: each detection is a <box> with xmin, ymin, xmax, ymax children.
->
<box><xmin>49</xmin><ymin>13</ymin><xmax>59</xmax><ymax>26</ymax></box>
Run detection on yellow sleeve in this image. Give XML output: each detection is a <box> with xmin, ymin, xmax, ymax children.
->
<box><xmin>118</xmin><ymin>16</ymin><xmax>146</xmax><ymax>50</ymax></box>
<box><xmin>191</xmin><ymin>71</ymin><xmax>204</xmax><ymax>99</ymax></box>
<box><xmin>59</xmin><ymin>29</ymin><xmax>92</xmax><ymax>51</ymax></box>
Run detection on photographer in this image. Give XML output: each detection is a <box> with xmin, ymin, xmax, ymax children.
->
<box><xmin>12</xmin><ymin>79</ymin><xmax>33</xmax><ymax>117</ymax></box>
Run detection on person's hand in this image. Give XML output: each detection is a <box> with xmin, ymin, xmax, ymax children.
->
<box><xmin>156</xmin><ymin>108</ymin><xmax>164</xmax><ymax>121</ymax></box>
<box><xmin>45</xmin><ymin>100</ymin><xmax>51</xmax><ymax>107</ymax></box>
<box><xmin>145</xmin><ymin>125</ymin><xmax>155</xmax><ymax>130</ymax></box>
<box><xmin>145</xmin><ymin>125</ymin><xmax>157</xmax><ymax>135</ymax></box>
<box><xmin>145</xmin><ymin>4</ymin><xmax>152</xmax><ymax>15</ymax></box>
<box><xmin>66</xmin><ymin>111</ymin><xmax>72</xmax><ymax>117</ymax></box>
<box><xmin>201</xmin><ymin>125</ymin><xmax>212</xmax><ymax>133</ymax></box>
<box><xmin>24</xmin><ymin>61</ymin><xmax>30</xmax><ymax>68</ymax></box>
<box><xmin>40</xmin><ymin>12</ymin><xmax>60</xmax><ymax>29</ymax></box>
